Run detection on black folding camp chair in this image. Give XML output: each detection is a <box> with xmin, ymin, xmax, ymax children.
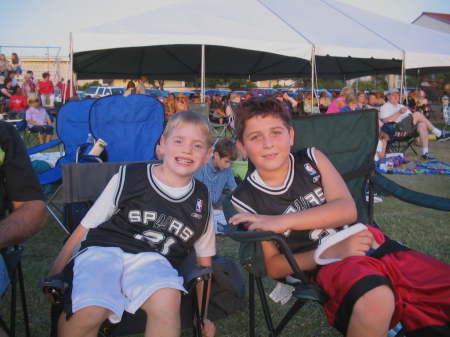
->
<box><xmin>39</xmin><ymin>161</ymin><xmax>245</xmax><ymax>337</ymax></box>
<box><xmin>223</xmin><ymin>109</ymin><xmax>450</xmax><ymax>336</ymax></box>
<box><xmin>0</xmin><ymin>246</ymin><xmax>30</xmax><ymax>337</ymax></box>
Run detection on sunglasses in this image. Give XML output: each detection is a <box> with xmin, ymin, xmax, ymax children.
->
<box><xmin>29</xmin><ymin>100</ymin><xmax>39</xmax><ymax>103</ymax></box>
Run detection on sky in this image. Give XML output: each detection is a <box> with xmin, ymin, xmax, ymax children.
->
<box><xmin>0</xmin><ymin>0</ymin><xmax>449</xmax><ymax>57</ymax></box>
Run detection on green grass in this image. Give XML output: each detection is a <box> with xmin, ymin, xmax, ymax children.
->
<box><xmin>2</xmin><ymin>126</ymin><xmax>450</xmax><ymax>337</ymax></box>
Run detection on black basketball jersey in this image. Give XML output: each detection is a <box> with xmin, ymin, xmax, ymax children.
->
<box><xmin>80</xmin><ymin>163</ymin><xmax>211</xmax><ymax>266</ymax></box>
<box><xmin>231</xmin><ymin>148</ymin><xmax>348</xmax><ymax>254</ymax></box>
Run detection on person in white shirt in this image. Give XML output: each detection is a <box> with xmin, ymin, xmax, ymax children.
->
<box><xmin>136</xmin><ymin>75</ymin><xmax>147</xmax><ymax>95</ymax></box>
<box><xmin>380</xmin><ymin>88</ymin><xmax>450</xmax><ymax>160</ymax></box>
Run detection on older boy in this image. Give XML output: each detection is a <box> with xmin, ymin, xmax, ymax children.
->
<box><xmin>194</xmin><ymin>138</ymin><xmax>238</xmax><ymax>210</ymax></box>
<box><xmin>229</xmin><ymin>96</ymin><xmax>450</xmax><ymax>337</ymax></box>
<box><xmin>47</xmin><ymin>110</ymin><xmax>216</xmax><ymax>337</ymax></box>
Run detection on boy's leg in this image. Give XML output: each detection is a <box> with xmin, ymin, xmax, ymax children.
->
<box><xmin>347</xmin><ymin>285</ymin><xmax>395</xmax><ymax>337</ymax></box>
<box><xmin>140</xmin><ymin>288</ymin><xmax>181</xmax><ymax>337</ymax></box>
<box><xmin>58</xmin><ymin>305</ymin><xmax>113</xmax><ymax>337</ymax></box>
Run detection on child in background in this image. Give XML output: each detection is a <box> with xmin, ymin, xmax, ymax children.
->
<box><xmin>229</xmin><ymin>96</ymin><xmax>450</xmax><ymax>337</ymax></box>
<box><xmin>194</xmin><ymin>138</ymin><xmax>238</xmax><ymax>210</ymax></box>
<box><xmin>46</xmin><ymin>110</ymin><xmax>216</xmax><ymax>337</ymax></box>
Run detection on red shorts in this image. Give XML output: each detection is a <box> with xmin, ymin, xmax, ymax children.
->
<box><xmin>313</xmin><ymin>250</ymin><xmax>450</xmax><ymax>336</ymax></box>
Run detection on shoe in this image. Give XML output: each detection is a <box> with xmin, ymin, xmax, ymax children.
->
<box><xmin>437</xmin><ymin>131</ymin><xmax>450</xmax><ymax>142</ymax></box>
<box><xmin>421</xmin><ymin>153</ymin><xmax>436</xmax><ymax>160</ymax></box>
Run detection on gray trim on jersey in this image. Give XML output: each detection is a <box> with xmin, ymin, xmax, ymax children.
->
<box><xmin>114</xmin><ymin>165</ymin><xmax>126</xmax><ymax>208</ymax></box>
<box><xmin>231</xmin><ymin>195</ymin><xmax>257</xmax><ymax>214</ymax></box>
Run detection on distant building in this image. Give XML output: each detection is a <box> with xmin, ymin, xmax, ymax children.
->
<box><xmin>412</xmin><ymin>12</ymin><xmax>450</xmax><ymax>35</ymax></box>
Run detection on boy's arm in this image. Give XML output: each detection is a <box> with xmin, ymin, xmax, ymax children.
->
<box><xmin>48</xmin><ymin>224</ymin><xmax>87</xmax><ymax>276</ymax></box>
<box><xmin>230</xmin><ymin>150</ymin><xmax>357</xmax><ymax>233</ymax></box>
<box><xmin>196</xmin><ymin>255</ymin><xmax>215</xmax><ymax>337</ymax></box>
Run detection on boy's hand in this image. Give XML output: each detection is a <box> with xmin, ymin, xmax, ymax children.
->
<box><xmin>229</xmin><ymin>213</ymin><xmax>286</xmax><ymax>233</ymax></box>
<box><xmin>321</xmin><ymin>230</ymin><xmax>374</xmax><ymax>260</ymax></box>
<box><xmin>201</xmin><ymin>318</ymin><xmax>215</xmax><ymax>337</ymax></box>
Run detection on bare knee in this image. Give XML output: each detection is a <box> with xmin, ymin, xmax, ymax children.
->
<box><xmin>348</xmin><ymin>285</ymin><xmax>395</xmax><ymax>337</ymax></box>
<box><xmin>58</xmin><ymin>306</ymin><xmax>112</xmax><ymax>337</ymax></box>
<box><xmin>141</xmin><ymin>288</ymin><xmax>181</xmax><ymax>317</ymax></box>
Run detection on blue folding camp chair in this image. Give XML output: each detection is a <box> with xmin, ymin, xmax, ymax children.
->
<box><xmin>28</xmin><ymin>99</ymin><xmax>96</xmax><ymax>233</ymax></box>
<box><xmin>89</xmin><ymin>95</ymin><xmax>164</xmax><ymax>162</ymax></box>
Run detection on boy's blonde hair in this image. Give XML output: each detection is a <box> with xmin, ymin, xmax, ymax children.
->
<box><xmin>162</xmin><ymin>110</ymin><xmax>212</xmax><ymax>148</ymax></box>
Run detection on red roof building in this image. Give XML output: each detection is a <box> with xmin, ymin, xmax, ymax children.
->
<box><xmin>412</xmin><ymin>12</ymin><xmax>450</xmax><ymax>34</ymax></box>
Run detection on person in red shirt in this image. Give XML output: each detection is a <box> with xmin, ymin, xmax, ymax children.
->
<box><xmin>8</xmin><ymin>86</ymin><xmax>28</xmax><ymax>130</ymax></box>
<box><xmin>57</xmin><ymin>78</ymin><xmax>76</xmax><ymax>101</ymax></box>
<box><xmin>38</xmin><ymin>72</ymin><xmax>55</xmax><ymax>107</ymax></box>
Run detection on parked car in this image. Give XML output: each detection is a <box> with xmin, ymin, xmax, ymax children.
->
<box><xmin>294</xmin><ymin>88</ymin><xmax>332</xmax><ymax>98</ymax></box>
<box><xmin>145</xmin><ymin>89</ymin><xmax>169</xmax><ymax>101</ymax></box>
<box><xmin>234</xmin><ymin>90</ymin><xmax>247</xmax><ymax>99</ymax></box>
<box><xmin>204</xmin><ymin>89</ymin><xmax>230</xmax><ymax>97</ymax></box>
<box><xmin>75</xmin><ymin>90</ymin><xmax>86</xmax><ymax>99</ymax></box>
<box><xmin>170</xmin><ymin>91</ymin><xmax>196</xmax><ymax>98</ymax></box>
<box><xmin>250</xmin><ymin>88</ymin><xmax>278</xmax><ymax>96</ymax></box>
<box><xmin>86</xmin><ymin>86</ymin><xmax>125</xmax><ymax>97</ymax></box>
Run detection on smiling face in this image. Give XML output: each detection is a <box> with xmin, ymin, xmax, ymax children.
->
<box><xmin>237</xmin><ymin>115</ymin><xmax>294</xmax><ymax>184</ymax></box>
<box><xmin>159</xmin><ymin>123</ymin><xmax>211</xmax><ymax>187</ymax></box>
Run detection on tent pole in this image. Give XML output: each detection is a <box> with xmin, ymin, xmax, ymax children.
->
<box><xmin>201</xmin><ymin>44</ymin><xmax>205</xmax><ymax>102</ymax></box>
<box><xmin>400</xmin><ymin>52</ymin><xmax>405</xmax><ymax>102</ymax></box>
<box><xmin>70</xmin><ymin>33</ymin><xmax>74</xmax><ymax>98</ymax></box>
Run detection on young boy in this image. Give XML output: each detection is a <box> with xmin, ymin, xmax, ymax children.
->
<box><xmin>47</xmin><ymin>110</ymin><xmax>216</xmax><ymax>337</ymax></box>
<box><xmin>229</xmin><ymin>96</ymin><xmax>450</xmax><ymax>337</ymax></box>
<box><xmin>193</xmin><ymin>138</ymin><xmax>238</xmax><ymax>210</ymax></box>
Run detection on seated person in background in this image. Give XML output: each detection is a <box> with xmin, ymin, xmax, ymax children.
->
<box><xmin>38</xmin><ymin>72</ymin><xmax>55</xmax><ymax>108</ymax></box>
<box><xmin>0</xmin><ymin>54</ymin><xmax>10</xmax><ymax>77</ymax></box>
<box><xmin>225</xmin><ymin>93</ymin><xmax>241</xmax><ymax>128</ymax></box>
<box><xmin>26</xmin><ymin>96</ymin><xmax>54</xmax><ymax>144</ymax></box>
<box><xmin>175</xmin><ymin>93</ymin><xmax>189</xmax><ymax>113</ymax></box>
<box><xmin>326</xmin><ymin>86</ymin><xmax>354</xmax><ymax>113</ymax></box>
<box><xmin>162</xmin><ymin>97</ymin><xmax>174</xmax><ymax>120</ymax></box>
<box><xmin>210</xmin><ymin>93</ymin><xmax>226</xmax><ymax>123</ymax></box>
<box><xmin>375</xmin><ymin>130</ymin><xmax>390</xmax><ymax>161</ymax></box>
<box><xmin>355</xmin><ymin>91</ymin><xmax>367</xmax><ymax>110</ymax></box>
<box><xmin>7</xmin><ymin>71</ymin><xmax>17</xmax><ymax>88</ymax></box>
<box><xmin>403</xmin><ymin>90</ymin><xmax>416</xmax><ymax>111</ymax></box>
<box><xmin>318</xmin><ymin>91</ymin><xmax>331</xmax><ymax>113</ymax></box>
<box><xmin>194</xmin><ymin>138</ymin><xmax>238</xmax><ymax>210</ymax></box>
<box><xmin>339</xmin><ymin>92</ymin><xmax>359</xmax><ymax>112</ymax></box>
<box><xmin>273</xmin><ymin>92</ymin><xmax>298</xmax><ymax>115</ymax></box>
<box><xmin>46</xmin><ymin>110</ymin><xmax>216</xmax><ymax>337</ymax></box>
<box><xmin>10</xmin><ymin>53</ymin><xmax>22</xmax><ymax>75</ymax></box>
<box><xmin>380</xmin><ymin>88</ymin><xmax>450</xmax><ymax>160</ymax></box>
<box><xmin>301</xmin><ymin>92</ymin><xmax>318</xmax><ymax>114</ymax></box>
<box><xmin>229</xmin><ymin>96</ymin><xmax>450</xmax><ymax>337</ymax></box>
<box><xmin>123</xmin><ymin>81</ymin><xmax>136</xmax><ymax>97</ymax></box>
<box><xmin>8</xmin><ymin>86</ymin><xmax>27</xmax><ymax>129</ymax></box>
<box><xmin>0</xmin><ymin>78</ymin><xmax>14</xmax><ymax>106</ymax></box>
<box><xmin>365</xmin><ymin>93</ymin><xmax>381</xmax><ymax>111</ymax></box>
<box><xmin>375</xmin><ymin>91</ymin><xmax>386</xmax><ymax>105</ymax></box>
<box><xmin>27</xmin><ymin>82</ymin><xmax>39</xmax><ymax>98</ymax></box>
<box><xmin>415</xmin><ymin>90</ymin><xmax>428</xmax><ymax>111</ymax></box>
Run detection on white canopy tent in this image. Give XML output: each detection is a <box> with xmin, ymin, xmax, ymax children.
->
<box><xmin>70</xmin><ymin>0</ymin><xmax>450</xmax><ymax>92</ymax></box>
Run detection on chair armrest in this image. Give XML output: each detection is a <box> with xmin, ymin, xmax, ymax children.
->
<box><xmin>369</xmin><ymin>173</ymin><xmax>450</xmax><ymax>211</ymax></box>
<box><xmin>27</xmin><ymin>139</ymin><xmax>61</xmax><ymax>155</ymax></box>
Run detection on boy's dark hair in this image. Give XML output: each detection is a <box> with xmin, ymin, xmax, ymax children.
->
<box><xmin>42</xmin><ymin>72</ymin><xmax>50</xmax><ymax>79</ymax></box>
<box><xmin>214</xmin><ymin>138</ymin><xmax>238</xmax><ymax>161</ymax></box>
<box><xmin>13</xmin><ymin>85</ymin><xmax>21</xmax><ymax>94</ymax></box>
<box><xmin>234</xmin><ymin>96</ymin><xmax>292</xmax><ymax>143</ymax></box>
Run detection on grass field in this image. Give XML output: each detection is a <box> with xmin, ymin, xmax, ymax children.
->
<box><xmin>1</xmin><ymin>123</ymin><xmax>449</xmax><ymax>337</ymax></box>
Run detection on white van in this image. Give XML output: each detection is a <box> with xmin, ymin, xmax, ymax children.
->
<box><xmin>86</xmin><ymin>86</ymin><xmax>125</xmax><ymax>97</ymax></box>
